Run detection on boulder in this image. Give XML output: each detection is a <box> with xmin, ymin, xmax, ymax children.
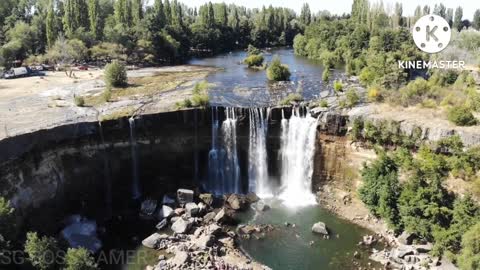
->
<box><xmin>174</xmin><ymin>208</ymin><xmax>185</xmax><ymax>216</ymax></box>
<box><xmin>199</xmin><ymin>193</ymin><xmax>214</xmax><ymax>206</ymax></box>
<box><xmin>391</xmin><ymin>245</ymin><xmax>415</xmax><ymax>259</ymax></box>
<box><xmin>177</xmin><ymin>189</ymin><xmax>194</xmax><ymax>205</ymax></box>
<box><xmin>311</xmin><ymin>222</ymin><xmax>329</xmax><ymax>235</ymax></box>
<box><xmin>226</xmin><ymin>194</ymin><xmax>247</xmax><ymax>210</ymax></box>
<box><xmin>239</xmin><ymin>225</ymin><xmax>257</xmax><ymax>235</ymax></box>
<box><xmin>171</xmin><ymin>218</ymin><xmax>193</xmax><ymax>234</ymax></box>
<box><xmin>397</xmin><ymin>231</ymin><xmax>416</xmax><ymax>245</ymax></box>
<box><xmin>156</xmin><ymin>219</ymin><xmax>168</xmax><ymax>231</ymax></box>
<box><xmin>185</xmin><ymin>202</ymin><xmax>200</xmax><ymax>217</ymax></box>
<box><xmin>161</xmin><ymin>205</ymin><xmax>174</xmax><ymax>218</ymax></box>
<box><xmin>214</xmin><ymin>208</ymin><xmax>236</xmax><ymax>224</ymax></box>
<box><xmin>142</xmin><ymin>233</ymin><xmax>168</xmax><ymax>249</ymax></box>
<box><xmin>414</xmin><ymin>243</ymin><xmax>433</xmax><ymax>253</ymax></box>
<box><xmin>170</xmin><ymin>251</ymin><xmax>189</xmax><ymax>266</ymax></box>
<box><xmin>362</xmin><ymin>235</ymin><xmax>376</xmax><ymax>246</ymax></box>
<box><xmin>140</xmin><ymin>199</ymin><xmax>158</xmax><ymax>217</ymax></box>
<box><xmin>205</xmin><ymin>223</ymin><xmax>222</xmax><ymax>236</ymax></box>
<box><xmin>246</xmin><ymin>192</ymin><xmax>260</xmax><ymax>203</ymax></box>
<box><xmin>197</xmin><ymin>202</ymin><xmax>208</xmax><ymax>216</ymax></box>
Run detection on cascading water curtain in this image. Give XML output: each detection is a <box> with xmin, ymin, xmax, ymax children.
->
<box><xmin>279</xmin><ymin>108</ymin><xmax>318</xmax><ymax>207</ymax></box>
<box><xmin>128</xmin><ymin>117</ymin><xmax>141</xmax><ymax>200</ymax></box>
<box><xmin>248</xmin><ymin>107</ymin><xmax>272</xmax><ymax>197</ymax></box>
<box><xmin>221</xmin><ymin>107</ymin><xmax>241</xmax><ymax>194</ymax></box>
<box><xmin>207</xmin><ymin>107</ymin><xmax>226</xmax><ymax>195</ymax></box>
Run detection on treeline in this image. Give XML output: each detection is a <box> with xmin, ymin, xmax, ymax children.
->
<box><xmin>294</xmin><ymin>0</ymin><xmax>480</xmax><ymax>90</ymax></box>
<box><xmin>0</xmin><ymin>0</ymin><xmax>314</xmax><ymax>68</ymax></box>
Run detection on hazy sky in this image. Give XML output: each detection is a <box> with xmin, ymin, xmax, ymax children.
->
<box><xmin>183</xmin><ymin>0</ymin><xmax>477</xmax><ymax>19</ymax></box>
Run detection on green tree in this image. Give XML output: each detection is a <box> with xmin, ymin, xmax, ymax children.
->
<box><xmin>300</xmin><ymin>3</ymin><xmax>311</xmax><ymax>25</ymax></box>
<box><xmin>458</xmin><ymin>222</ymin><xmax>480</xmax><ymax>270</ymax></box>
<box><xmin>46</xmin><ymin>0</ymin><xmax>57</xmax><ymax>48</ymax></box>
<box><xmin>24</xmin><ymin>232</ymin><xmax>60</xmax><ymax>270</ymax></box>
<box><xmin>65</xmin><ymin>248</ymin><xmax>98</xmax><ymax>270</ymax></box>
<box><xmin>131</xmin><ymin>0</ymin><xmax>143</xmax><ymax>27</ymax></box>
<box><xmin>63</xmin><ymin>0</ymin><xmax>89</xmax><ymax>37</ymax></box>
<box><xmin>88</xmin><ymin>0</ymin><xmax>100</xmax><ymax>39</ymax></box>
<box><xmin>454</xmin><ymin>7</ymin><xmax>463</xmax><ymax>32</ymax></box>
<box><xmin>473</xmin><ymin>10</ymin><xmax>480</xmax><ymax>30</ymax></box>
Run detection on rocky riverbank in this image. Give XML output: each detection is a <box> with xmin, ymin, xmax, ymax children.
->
<box><xmin>140</xmin><ymin>189</ymin><xmax>272</xmax><ymax>270</ymax></box>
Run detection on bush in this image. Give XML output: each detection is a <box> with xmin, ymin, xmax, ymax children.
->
<box><xmin>319</xmin><ymin>99</ymin><xmax>328</xmax><ymax>108</ymax></box>
<box><xmin>65</xmin><ymin>248</ymin><xmax>98</xmax><ymax>270</ymax></box>
<box><xmin>322</xmin><ymin>69</ymin><xmax>330</xmax><ymax>82</ymax></box>
<box><xmin>345</xmin><ymin>88</ymin><xmax>360</xmax><ymax>107</ymax></box>
<box><xmin>104</xmin><ymin>61</ymin><xmax>127</xmax><ymax>88</ymax></box>
<box><xmin>350</xmin><ymin>117</ymin><xmax>364</xmax><ymax>141</ymax></box>
<box><xmin>367</xmin><ymin>86</ymin><xmax>382</xmax><ymax>102</ymax></box>
<box><xmin>74</xmin><ymin>96</ymin><xmax>85</xmax><ymax>107</ymax></box>
<box><xmin>359</xmin><ymin>67</ymin><xmax>376</xmax><ymax>86</ymax></box>
<box><xmin>447</xmin><ymin>106</ymin><xmax>477</xmax><ymax>126</ymax></box>
<box><xmin>24</xmin><ymin>232</ymin><xmax>60</xmax><ymax>270</ymax></box>
<box><xmin>244</xmin><ymin>54</ymin><xmax>264</xmax><ymax>68</ymax></box>
<box><xmin>267</xmin><ymin>56</ymin><xmax>290</xmax><ymax>81</ymax></box>
<box><xmin>247</xmin><ymin>44</ymin><xmax>261</xmax><ymax>56</ymax></box>
<box><xmin>279</xmin><ymin>93</ymin><xmax>303</xmax><ymax>105</ymax></box>
<box><xmin>102</xmin><ymin>88</ymin><xmax>112</xmax><ymax>102</ymax></box>
<box><xmin>333</xmin><ymin>80</ymin><xmax>343</xmax><ymax>93</ymax></box>
<box><xmin>175</xmin><ymin>98</ymin><xmax>193</xmax><ymax>109</ymax></box>
<box><xmin>191</xmin><ymin>93</ymin><xmax>209</xmax><ymax>107</ymax></box>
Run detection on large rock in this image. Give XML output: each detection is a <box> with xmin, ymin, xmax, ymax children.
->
<box><xmin>161</xmin><ymin>205</ymin><xmax>174</xmax><ymax>218</ymax></box>
<box><xmin>391</xmin><ymin>245</ymin><xmax>415</xmax><ymax>259</ymax></box>
<box><xmin>214</xmin><ymin>208</ymin><xmax>234</xmax><ymax>223</ymax></box>
<box><xmin>171</xmin><ymin>217</ymin><xmax>193</xmax><ymax>234</ymax></box>
<box><xmin>177</xmin><ymin>189</ymin><xmax>194</xmax><ymax>205</ymax></box>
<box><xmin>251</xmin><ymin>200</ymin><xmax>270</xmax><ymax>212</ymax></box>
<box><xmin>311</xmin><ymin>222</ymin><xmax>329</xmax><ymax>235</ymax></box>
<box><xmin>199</xmin><ymin>193</ymin><xmax>214</xmax><ymax>206</ymax></box>
<box><xmin>203</xmin><ymin>211</ymin><xmax>216</xmax><ymax>224</ymax></box>
<box><xmin>185</xmin><ymin>202</ymin><xmax>200</xmax><ymax>217</ymax></box>
<box><xmin>226</xmin><ymin>194</ymin><xmax>247</xmax><ymax>210</ymax></box>
<box><xmin>140</xmin><ymin>199</ymin><xmax>158</xmax><ymax>217</ymax></box>
<box><xmin>397</xmin><ymin>231</ymin><xmax>416</xmax><ymax>245</ymax></box>
<box><xmin>142</xmin><ymin>233</ymin><xmax>168</xmax><ymax>249</ymax></box>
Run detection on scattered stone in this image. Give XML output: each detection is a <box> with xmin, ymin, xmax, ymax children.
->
<box><xmin>140</xmin><ymin>199</ymin><xmax>158</xmax><ymax>217</ymax></box>
<box><xmin>311</xmin><ymin>222</ymin><xmax>329</xmax><ymax>235</ymax></box>
<box><xmin>194</xmin><ymin>234</ymin><xmax>215</xmax><ymax>249</ymax></box>
<box><xmin>177</xmin><ymin>189</ymin><xmax>194</xmax><ymax>205</ymax></box>
<box><xmin>171</xmin><ymin>217</ymin><xmax>193</xmax><ymax>234</ymax></box>
<box><xmin>214</xmin><ymin>208</ymin><xmax>234</xmax><ymax>224</ymax></box>
<box><xmin>203</xmin><ymin>211</ymin><xmax>216</xmax><ymax>224</ymax></box>
<box><xmin>174</xmin><ymin>208</ymin><xmax>185</xmax><ymax>216</ymax></box>
<box><xmin>142</xmin><ymin>233</ymin><xmax>168</xmax><ymax>249</ymax></box>
<box><xmin>239</xmin><ymin>225</ymin><xmax>257</xmax><ymax>235</ymax></box>
<box><xmin>199</xmin><ymin>193</ymin><xmax>214</xmax><ymax>206</ymax></box>
<box><xmin>170</xmin><ymin>251</ymin><xmax>190</xmax><ymax>266</ymax></box>
<box><xmin>158</xmin><ymin>255</ymin><xmax>166</xmax><ymax>260</ymax></box>
<box><xmin>156</xmin><ymin>219</ymin><xmax>168</xmax><ymax>231</ymax></box>
<box><xmin>362</xmin><ymin>235</ymin><xmax>376</xmax><ymax>246</ymax></box>
<box><xmin>185</xmin><ymin>202</ymin><xmax>200</xmax><ymax>217</ymax></box>
<box><xmin>353</xmin><ymin>251</ymin><xmax>360</xmax><ymax>259</ymax></box>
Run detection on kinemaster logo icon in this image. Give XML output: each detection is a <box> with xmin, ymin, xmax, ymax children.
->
<box><xmin>412</xmin><ymin>14</ymin><xmax>452</xmax><ymax>54</ymax></box>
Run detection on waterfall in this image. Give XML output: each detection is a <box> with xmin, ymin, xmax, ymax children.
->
<box><xmin>222</xmin><ymin>107</ymin><xmax>241</xmax><ymax>193</ymax></box>
<box><xmin>98</xmin><ymin>122</ymin><xmax>112</xmax><ymax>218</ymax></box>
<box><xmin>248</xmin><ymin>107</ymin><xmax>272</xmax><ymax>197</ymax></box>
<box><xmin>279</xmin><ymin>108</ymin><xmax>318</xmax><ymax>207</ymax></box>
<box><xmin>128</xmin><ymin>117</ymin><xmax>141</xmax><ymax>199</ymax></box>
<box><xmin>207</xmin><ymin>107</ymin><xmax>242</xmax><ymax>195</ymax></box>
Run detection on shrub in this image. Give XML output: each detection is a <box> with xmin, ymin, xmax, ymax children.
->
<box><xmin>279</xmin><ymin>93</ymin><xmax>303</xmax><ymax>105</ymax></box>
<box><xmin>102</xmin><ymin>88</ymin><xmax>112</xmax><ymax>102</ymax></box>
<box><xmin>322</xmin><ymin>69</ymin><xmax>330</xmax><ymax>82</ymax></box>
<box><xmin>104</xmin><ymin>61</ymin><xmax>127</xmax><ymax>88</ymax></box>
<box><xmin>359</xmin><ymin>67</ymin><xmax>376</xmax><ymax>86</ymax></box>
<box><xmin>350</xmin><ymin>117</ymin><xmax>364</xmax><ymax>141</ymax></box>
<box><xmin>65</xmin><ymin>248</ymin><xmax>98</xmax><ymax>270</ymax></box>
<box><xmin>345</xmin><ymin>88</ymin><xmax>360</xmax><ymax>107</ymax></box>
<box><xmin>247</xmin><ymin>44</ymin><xmax>261</xmax><ymax>56</ymax></box>
<box><xmin>267</xmin><ymin>56</ymin><xmax>290</xmax><ymax>81</ymax></box>
<box><xmin>421</xmin><ymin>98</ymin><xmax>437</xmax><ymax>108</ymax></box>
<box><xmin>447</xmin><ymin>106</ymin><xmax>477</xmax><ymax>126</ymax></box>
<box><xmin>333</xmin><ymin>80</ymin><xmax>343</xmax><ymax>93</ymax></box>
<box><xmin>319</xmin><ymin>99</ymin><xmax>329</xmax><ymax>108</ymax></box>
<box><xmin>24</xmin><ymin>232</ymin><xmax>60</xmax><ymax>270</ymax></box>
<box><xmin>175</xmin><ymin>98</ymin><xmax>193</xmax><ymax>109</ymax></box>
<box><xmin>244</xmin><ymin>54</ymin><xmax>264</xmax><ymax>68</ymax></box>
<box><xmin>367</xmin><ymin>86</ymin><xmax>382</xmax><ymax>102</ymax></box>
<box><xmin>74</xmin><ymin>96</ymin><xmax>85</xmax><ymax>107</ymax></box>
<box><xmin>191</xmin><ymin>93</ymin><xmax>209</xmax><ymax>107</ymax></box>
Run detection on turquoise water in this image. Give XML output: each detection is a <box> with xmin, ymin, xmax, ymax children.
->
<box><xmin>239</xmin><ymin>200</ymin><xmax>380</xmax><ymax>270</ymax></box>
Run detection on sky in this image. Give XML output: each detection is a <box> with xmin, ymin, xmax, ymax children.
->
<box><xmin>182</xmin><ymin>0</ymin><xmax>477</xmax><ymax>20</ymax></box>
